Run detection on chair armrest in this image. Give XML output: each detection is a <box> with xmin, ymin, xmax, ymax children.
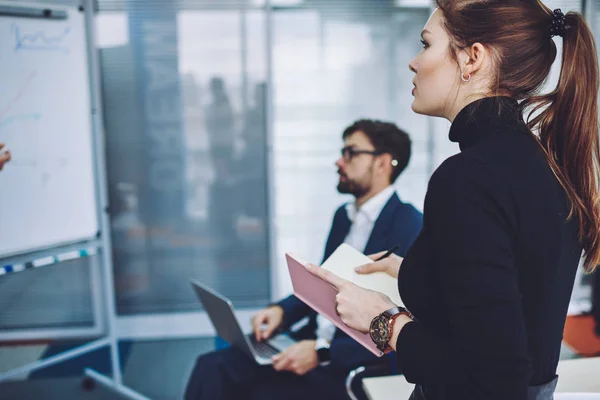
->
<box><xmin>345</xmin><ymin>363</ymin><xmax>395</xmax><ymax>400</ymax></box>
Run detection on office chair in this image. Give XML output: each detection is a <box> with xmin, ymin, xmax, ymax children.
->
<box><xmin>345</xmin><ymin>362</ymin><xmax>395</xmax><ymax>400</ymax></box>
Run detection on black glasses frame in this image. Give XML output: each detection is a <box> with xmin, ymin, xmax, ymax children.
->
<box><xmin>341</xmin><ymin>146</ymin><xmax>383</xmax><ymax>161</ymax></box>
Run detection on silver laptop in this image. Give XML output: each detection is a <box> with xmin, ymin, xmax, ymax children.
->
<box><xmin>191</xmin><ymin>280</ymin><xmax>296</xmax><ymax>365</ymax></box>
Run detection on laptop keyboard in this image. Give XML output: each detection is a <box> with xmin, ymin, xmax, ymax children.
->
<box><xmin>249</xmin><ymin>336</ymin><xmax>280</xmax><ymax>358</ymax></box>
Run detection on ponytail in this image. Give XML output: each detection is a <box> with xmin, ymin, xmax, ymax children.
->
<box><xmin>435</xmin><ymin>1</ymin><xmax>600</xmax><ymax>270</ymax></box>
<box><xmin>524</xmin><ymin>12</ymin><xmax>600</xmax><ymax>272</ymax></box>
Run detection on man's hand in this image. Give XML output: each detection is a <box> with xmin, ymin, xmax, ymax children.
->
<box><xmin>272</xmin><ymin>340</ymin><xmax>318</xmax><ymax>376</ymax></box>
<box><xmin>0</xmin><ymin>143</ymin><xmax>11</xmax><ymax>171</ymax></box>
<box><xmin>251</xmin><ymin>306</ymin><xmax>284</xmax><ymax>341</ymax></box>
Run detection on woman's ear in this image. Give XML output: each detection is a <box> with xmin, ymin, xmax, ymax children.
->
<box><xmin>462</xmin><ymin>42</ymin><xmax>487</xmax><ymax>76</ymax></box>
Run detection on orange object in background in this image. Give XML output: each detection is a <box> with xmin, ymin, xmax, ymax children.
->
<box><xmin>563</xmin><ymin>314</ymin><xmax>600</xmax><ymax>357</ymax></box>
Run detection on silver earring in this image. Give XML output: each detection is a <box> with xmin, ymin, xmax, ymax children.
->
<box><xmin>461</xmin><ymin>73</ymin><xmax>471</xmax><ymax>82</ymax></box>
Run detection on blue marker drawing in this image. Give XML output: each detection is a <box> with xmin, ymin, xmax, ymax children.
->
<box><xmin>0</xmin><ymin>114</ymin><xmax>41</xmax><ymax>130</ymax></box>
<box><xmin>13</xmin><ymin>24</ymin><xmax>71</xmax><ymax>53</ymax></box>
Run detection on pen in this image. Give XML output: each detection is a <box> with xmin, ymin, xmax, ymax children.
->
<box><xmin>374</xmin><ymin>244</ymin><xmax>400</xmax><ymax>261</ymax></box>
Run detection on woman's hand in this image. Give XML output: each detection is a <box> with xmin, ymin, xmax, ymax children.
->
<box><xmin>307</xmin><ymin>264</ymin><xmax>396</xmax><ymax>333</ymax></box>
<box><xmin>0</xmin><ymin>143</ymin><xmax>11</xmax><ymax>172</ymax></box>
<box><xmin>354</xmin><ymin>251</ymin><xmax>403</xmax><ymax>279</ymax></box>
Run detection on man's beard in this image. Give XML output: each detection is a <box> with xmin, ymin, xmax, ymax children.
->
<box><xmin>337</xmin><ymin>174</ymin><xmax>369</xmax><ymax>198</ymax></box>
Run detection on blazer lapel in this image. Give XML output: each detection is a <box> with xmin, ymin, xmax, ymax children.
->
<box><xmin>323</xmin><ymin>206</ymin><xmax>352</xmax><ymax>261</ymax></box>
<box><xmin>363</xmin><ymin>193</ymin><xmax>400</xmax><ymax>255</ymax></box>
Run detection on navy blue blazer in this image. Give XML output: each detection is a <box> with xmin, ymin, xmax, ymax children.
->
<box><xmin>277</xmin><ymin>192</ymin><xmax>423</xmax><ymax>372</ymax></box>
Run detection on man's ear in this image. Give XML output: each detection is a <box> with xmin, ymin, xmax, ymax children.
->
<box><xmin>377</xmin><ymin>153</ymin><xmax>393</xmax><ymax>177</ymax></box>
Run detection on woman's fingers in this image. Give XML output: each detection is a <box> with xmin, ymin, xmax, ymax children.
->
<box><xmin>306</xmin><ymin>264</ymin><xmax>348</xmax><ymax>289</ymax></box>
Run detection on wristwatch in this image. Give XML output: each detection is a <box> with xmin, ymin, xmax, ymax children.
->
<box><xmin>315</xmin><ymin>338</ymin><xmax>331</xmax><ymax>365</ymax></box>
<box><xmin>369</xmin><ymin>306</ymin><xmax>413</xmax><ymax>354</ymax></box>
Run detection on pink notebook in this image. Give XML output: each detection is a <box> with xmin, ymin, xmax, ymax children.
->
<box><xmin>285</xmin><ymin>253</ymin><xmax>383</xmax><ymax>356</ymax></box>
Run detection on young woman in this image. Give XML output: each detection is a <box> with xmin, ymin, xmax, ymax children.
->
<box><xmin>309</xmin><ymin>1</ymin><xmax>600</xmax><ymax>399</ymax></box>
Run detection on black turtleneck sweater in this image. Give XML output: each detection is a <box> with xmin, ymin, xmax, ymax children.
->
<box><xmin>396</xmin><ymin>97</ymin><xmax>582</xmax><ymax>399</ymax></box>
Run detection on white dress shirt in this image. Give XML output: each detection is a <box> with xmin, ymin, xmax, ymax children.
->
<box><xmin>315</xmin><ymin>185</ymin><xmax>396</xmax><ymax>346</ymax></box>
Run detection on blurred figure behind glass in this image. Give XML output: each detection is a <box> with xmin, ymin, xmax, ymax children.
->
<box><xmin>205</xmin><ymin>77</ymin><xmax>238</xmax><ymax>270</ymax></box>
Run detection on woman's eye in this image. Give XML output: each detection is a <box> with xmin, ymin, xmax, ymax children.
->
<box><xmin>420</xmin><ymin>39</ymin><xmax>429</xmax><ymax>49</ymax></box>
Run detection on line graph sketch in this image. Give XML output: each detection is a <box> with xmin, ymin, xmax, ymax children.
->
<box><xmin>0</xmin><ymin>70</ymin><xmax>57</xmax><ymax>186</ymax></box>
<box><xmin>0</xmin><ymin>114</ymin><xmax>41</xmax><ymax>130</ymax></box>
<box><xmin>0</xmin><ymin>70</ymin><xmax>37</xmax><ymax>121</ymax></box>
<box><xmin>0</xmin><ymin>70</ymin><xmax>41</xmax><ymax>137</ymax></box>
<box><xmin>12</xmin><ymin>24</ymin><xmax>71</xmax><ymax>53</ymax></box>
<box><xmin>6</xmin><ymin>157</ymin><xmax>69</xmax><ymax>186</ymax></box>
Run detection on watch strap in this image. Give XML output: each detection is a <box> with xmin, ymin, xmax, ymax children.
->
<box><xmin>315</xmin><ymin>338</ymin><xmax>331</xmax><ymax>365</ymax></box>
<box><xmin>380</xmin><ymin>307</ymin><xmax>413</xmax><ymax>354</ymax></box>
<box><xmin>383</xmin><ymin>306</ymin><xmax>412</xmax><ymax>320</ymax></box>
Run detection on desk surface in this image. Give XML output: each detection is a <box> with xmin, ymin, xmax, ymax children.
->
<box><xmin>362</xmin><ymin>375</ymin><xmax>414</xmax><ymax>400</ymax></box>
<box><xmin>363</xmin><ymin>357</ymin><xmax>600</xmax><ymax>400</ymax></box>
<box><xmin>556</xmin><ymin>357</ymin><xmax>600</xmax><ymax>392</ymax></box>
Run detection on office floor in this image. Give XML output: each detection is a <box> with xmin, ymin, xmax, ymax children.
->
<box><xmin>0</xmin><ymin>338</ymin><xmax>583</xmax><ymax>400</ymax></box>
<box><xmin>0</xmin><ymin>337</ymin><xmax>215</xmax><ymax>400</ymax></box>
<box><xmin>0</xmin><ymin>337</ymin><xmax>586</xmax><ymax>400</ymax></box>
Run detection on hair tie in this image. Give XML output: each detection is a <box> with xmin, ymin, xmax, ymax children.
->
<box><xmin>549</xmin><ymin>8</ymin><xmax>567</xmax><ymax>38</ymax></box>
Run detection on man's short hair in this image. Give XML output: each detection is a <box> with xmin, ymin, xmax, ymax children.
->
<box><xmin>342</xmin><ymin>119</ymin><xmax>412</xmax><ymax>183</ymax></box>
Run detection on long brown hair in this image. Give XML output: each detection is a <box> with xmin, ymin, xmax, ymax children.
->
<box><xmin>436</xmin><ymin>0</ymin><xmax>600</xmax><ymax>272</ymax></box>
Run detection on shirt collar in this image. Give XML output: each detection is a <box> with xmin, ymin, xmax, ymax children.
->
<box><xmin>346</xmin><ymin>185</ymin><xmax>395</xmax><ymax>224</ymax></box>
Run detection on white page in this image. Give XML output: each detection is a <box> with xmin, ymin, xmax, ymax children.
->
<box><xmin>321</xmin><ymin>243</ymin><xmax>404</xmax><ymax>306</ymax></box>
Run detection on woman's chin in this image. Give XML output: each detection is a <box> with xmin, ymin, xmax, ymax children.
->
<box><xmin>411</xmin><ymin>100</ymin><xmax>423</xmax><ymax>114</ymax></box>
<box><xmin>411</xmin><ymin>100</ymin><xmax>436</xmax><ymax>117</ymax></box>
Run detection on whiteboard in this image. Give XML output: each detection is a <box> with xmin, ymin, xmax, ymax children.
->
<box><xmin>0</xmin><ymin>3</ymin><xmax>98</xmax><ymax>257</ymax></box>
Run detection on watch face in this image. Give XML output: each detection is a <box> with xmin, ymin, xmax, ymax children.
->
<box><xmin>369</xmin><ymin>315</ymin><xmax>390</xmax><ymax>345</ymax></box>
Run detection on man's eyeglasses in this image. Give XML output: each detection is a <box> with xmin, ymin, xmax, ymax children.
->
<box><xmin>340</xmin><ymin>146</ymin><xmax>382</xmax><ymax>162</ymax></box>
